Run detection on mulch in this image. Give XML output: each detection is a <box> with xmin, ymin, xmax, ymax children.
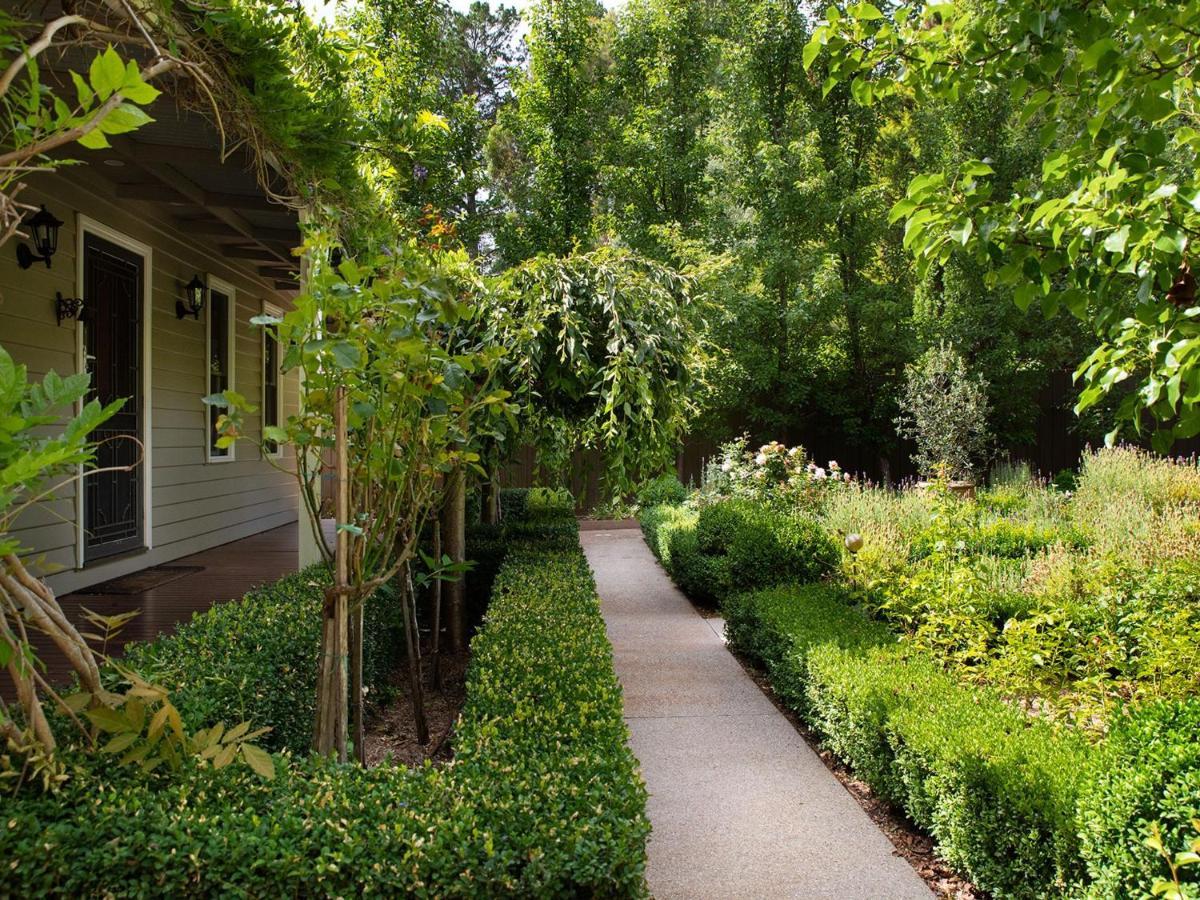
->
<box><xmin>364</xmin><ymin>650</ymin><xmax>469</xmax><ymax>768</ymax></box>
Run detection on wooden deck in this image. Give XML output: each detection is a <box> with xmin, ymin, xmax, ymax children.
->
<box><xmin>26</xmin><ymin>523</ymin><xmax>308</xmax><ymax>690</ymax></box>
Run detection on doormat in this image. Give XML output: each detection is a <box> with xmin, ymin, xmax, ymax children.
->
<box><xmin>76</xmin><ymin>565</ymin><xmax>205</xmax><ymax>595</ymax></box>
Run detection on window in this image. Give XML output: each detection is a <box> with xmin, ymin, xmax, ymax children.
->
<box><xmin>262</xmin><ymin>302</ymin><xmax>282</xmax><ymax>458</ymax></box>
<box><xmin>206</xmin><ymin>277</ymin><xmax>236</xmax><ymax>462</ymax></box>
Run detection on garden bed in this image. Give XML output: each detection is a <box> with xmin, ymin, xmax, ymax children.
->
<box><xmin>639</xmin><ymin>444</ymin><xmax>1200</xmax><ymax>899</ymax></box>
<box><xmin>3</xmin><ymin>507</ymin><xmax>649</xmax><ymax>896</ymax></box>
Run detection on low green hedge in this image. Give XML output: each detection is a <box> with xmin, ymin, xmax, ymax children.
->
<box><xmin>1077</xmin><ymin>700</ymin><xmax>1200</xmax><ymax>899</ymax></box>
<box><xmin>635</xmin><ymin>473</ymin><xmax>687</xmax><ymax>507</ymax></box>
<box><xmin>499</xmin><ymin>487</ymin><xmax>530</xmax><ymax>521</ymax></box>
<box><xmin>727</xmin><ymin>583</ymin><xmax>1092</xmax><ymax>898</ymax></box>
<box><xmin>641</xmin><ymin>500</ymin><xmax>837</xmax><ymax>606</ymax></box>
<box><xmin>121</xmin><ymin>567</ymin><xmax>403</xmax><ymax>754</ymax></box>
<box><xmin>4</xmin><ymin>522</ymin><xmax>648</xmax><ymax>896</ymax></box>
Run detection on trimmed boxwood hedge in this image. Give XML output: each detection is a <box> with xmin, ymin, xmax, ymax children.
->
<box><xmin>725</xmin><ymin>583</ymin><xmax>1092</xmax><ymax>899</ymax></box>
<box><xmin>2</xmin><ymin>519</ymin><xmax>649</xmax><ymax>897</ymax></box>
<box><xmin>640</xmin><ymin>500</ymin><xmax>837</xmax><ymax>606</ymax></box>
<box><xmin>1077</xmin><ymin>699</ymin><xmax>1200</xmax><ymax>899</ymax></box>
<box><xmin>120</xmin><ymin>568</ymin><xmax>403</xmax><ymax>753</ymax></box>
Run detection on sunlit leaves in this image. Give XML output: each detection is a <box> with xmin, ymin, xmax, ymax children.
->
<box><xmin>807</xmin><ymin>0</ymin><xmax>1200</xmax><ymax>445</ymax></box>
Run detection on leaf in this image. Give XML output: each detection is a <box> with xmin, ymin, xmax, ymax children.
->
<box><xmin>328</xmin><ymin>341</ymin><xmax>362</xmax><ymax>369</ymax></box>
<box><xmin>102</xmin><ymin>732</ymin><xmax>139</xmax><ymax>754</ymax></box>
<box><xmin>86</xmin><ymin>706</ymin><xmax>129</xmax><ymax>733</ymax></box>
<box><xmin>241</xmin><ymin>743</ymin><xmax>276</xmax><ymax>780</ymax></box>
<box><xmin>88</xmin><ymin>47</ymin><xmax>125</xmax><ymax>101</ymax></box>
<box><xmin>60</xmin><ymin>692</ymin><xmax>92</xmax><ymax>713</ymax></box>
<box><xmin>849</xmin><ymin>2</ymin><xmax>884</xmax><ymax>20</ymax></box>
<box><xmin>1104</xmin><ymin>226</ymin><xmax>1130</xmax><ymax>255</ymax></box>
<box><xmin>1080</xmin><ymin>37</ymin><xmax>1117</xmax><ymax>71</ymax></box>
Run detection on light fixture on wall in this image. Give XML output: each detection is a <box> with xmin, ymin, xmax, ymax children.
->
<box><xmin>16</xmin><ymin>205</ymin><xmax>64</xmax><ymax>269</ymax></box>
<box><xmin>176</xmin><ymin>274</ymin><xmax>207</xmax><ymax>320</ymax></box>
<box><xmin>54</xmin><ymin>292</ymin><xmax>86</xmax><ymax>326</ymax></box>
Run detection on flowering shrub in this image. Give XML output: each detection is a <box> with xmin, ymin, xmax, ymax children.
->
<box><xmin>701</xmin><ymin>436</ymin><xmax>851</xmax><ymax>511</ymax></box>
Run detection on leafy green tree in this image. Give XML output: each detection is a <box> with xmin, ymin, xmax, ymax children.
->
<box><xmin>808</xmin><ymin>0</ymin><xmax>1200</xmax><ymax>447</ymax></box>
<box><xmin>600</xmin><ymin>0</ymin><xmax>720</xmax><ymax>254</ymax></box>
<box><xmin>488</xmin><ymin>0</ymin><xmax>611</xmax><ymax>262</ymax></box>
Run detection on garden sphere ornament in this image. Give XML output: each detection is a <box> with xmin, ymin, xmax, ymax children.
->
<box><xmin>845</xmin><ymin>533</ymin><xmax>864</xmax><ymax>554</ymax></box>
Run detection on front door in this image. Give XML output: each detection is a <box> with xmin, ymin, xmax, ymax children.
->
<box><xmin>83</xmin><ymin>233</ymin><xmax>144</xmax><ymax>563</ymax></box>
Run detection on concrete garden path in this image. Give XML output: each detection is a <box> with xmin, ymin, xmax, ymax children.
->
<box><xmin>581</xmin><ymin>524</ymin><xmax>931</xmax><ymax>900</ymax></box>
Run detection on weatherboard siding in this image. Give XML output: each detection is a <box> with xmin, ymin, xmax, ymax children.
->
<box><xmin>0</xmin><ymin>170</ymin><xmax>300</xmax><ymax>594</ymax></box>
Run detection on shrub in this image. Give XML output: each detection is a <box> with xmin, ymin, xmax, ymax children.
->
<box><xmin>635</xmin><ymin>472</ymin><xmax>687</xmax><ymax>507</ymax></box>
<box><xmin>724</xmin><ymin>505</ymin><xmax>838</xmax><ymax>590</ymax></box>
<box><xmin>1078</xmin><ymin>700</ymin><xmax>1200</xmax><ymax>899</ymax></box>
<box><xmin>723</xmin><ymin>584</ymin><xmax>891</xmax><ymax>713</ymax></box>
<box><xmin>1</xmin><ymin>521</ymin><xmax>649</xmax><ymax>897</ymax></box>
<box><xmin>895</xmin><ymin>342</ymin><xmax>993</xmax><ymax>481</ymax></box>
<box><xmin>499</xmin><ymin>486</ymin><xmax>529</xmax><ymax>521</ymax></box>
<box><xmin>728</xmin><ymin>579</ymin><xmax>1091</xmax><ymax>898</ymax></box>
<box><xmin>526</xmin><ymin>486</ymin><xmax>575</xmax><ymax>518</ymax></box>
<box><xmin>645</xmin><ymin>499</ymin><xmax>837</xmax><ymax>605</ymax></box>
<box><xmin>122</xmin><ymin>567</ymin><xmax>402</xmax><ymax>754</ymax></box>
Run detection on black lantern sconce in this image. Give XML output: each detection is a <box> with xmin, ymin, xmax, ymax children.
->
<box><xmin>16</xmin><ymin>205</ymin><xmax>64</xmax><ymax>269</ymax></box>
<box><xmin>54</xmin><ymin>292</ymin><xmax>86</xmax><ymax>326</ymax></box>
<box><xmin>176</xmin><ymin>274</ymin><xmax>207</xmax><ymax>320</ymax></box>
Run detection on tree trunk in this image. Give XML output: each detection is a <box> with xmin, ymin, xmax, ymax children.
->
<box><xmin>430</xmin><ymin>515</ymin><xmax>444</xmax><ymax>692</ymax></box>
<box><xmin>350</xmin><ymin>600</ymin><xmax>364</xmax><ymax>765</ymax></box>
<box><xmin>400</xmin><ymin>564</ymin><xmax>429</xmax><ymax>746</ymax></box>
<box><xmin>481</xmin><ymin>469</ymin><xmax>500</xmax><ymax>525</ymax></box>
<box><xmin>314</xmin><ymin>386</ymin><xmax>350</xmax><ymax>761</ymax></box>
<box><xmin>441</xmin><ymin>466</ymin><xmax>467</xmax><ymax>653</ymax></box>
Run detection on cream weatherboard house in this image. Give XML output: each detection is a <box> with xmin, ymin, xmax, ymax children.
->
<box><xmin>0</xmin><ymin>98</ymin><xmax>309</xmax><ymax>596</ymax></box>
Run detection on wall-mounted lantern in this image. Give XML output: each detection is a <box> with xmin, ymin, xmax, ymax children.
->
<box><xmin>16</xmin><ymin>205</ymin><xmax>64</xmax><ymax>269</ymax></box>
<box><xmin>176</xmin><ymin>274</ymin><xmax>207</xmax><ymax>320</ymax></box>
<box><xmin>54</xmin><ymin>292</ymin><xmax>86</xmax><ymax>326</ymax></box>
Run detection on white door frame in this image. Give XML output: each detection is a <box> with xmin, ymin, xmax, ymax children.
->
<box><xmin>74</xmin><ymin>214</ymin><xmax>155</xmax><ymax>567</ymax></box>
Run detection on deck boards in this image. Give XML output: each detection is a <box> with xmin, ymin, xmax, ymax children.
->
<box><xmin>16</xmin><ymin>523</ymin><xmax>307</xmax><ymax>692</ymax></box>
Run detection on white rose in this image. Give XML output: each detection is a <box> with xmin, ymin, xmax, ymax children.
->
<box><xmin>755</xmin><ymin>453</ymin><xmax>767</xmax><ymax>466</ymax></box>
<box><xmin>721</xmin><ymin>460</ymin><xmax>733</xmax><ymax>473</ymax></box>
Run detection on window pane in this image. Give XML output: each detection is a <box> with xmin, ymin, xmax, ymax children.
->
<box><xmin>264</xmin><ymin>330</ymin><xmax>279</xmax><ymax>454</ymax></box>
<box><xmin>209</xmin><ymin>290</ymin><xmax>230</xmax><ymax>457</ymax></box>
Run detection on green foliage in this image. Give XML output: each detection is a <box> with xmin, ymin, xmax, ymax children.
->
<box><xmin>1078</xmin><ymin>700</ymin><xmax>1200</xmax><ymax>900</ymax></box>
<box><xmin>634</xmin><ymin>472</ymin><xmax>687</xmax><ymax>508</ymax></box>
<box><xmin>0</xmin><ymin>519</ymin><xmax>649</xmax><ymax>896</ymax></box>
<box><xmin>0</xmin><ymin>346</ymin><xmax>122</xmax><ymax>555</ymax></box>
<box><xmin>642</xmin><ymin>497</ymin><xmax>837</xmax><ymax>606</ymax></box>
<box><xmin>727</xmin><ymin>581</ymin><xmax>1091</xmax><ymax>897</ymax></box>
<box><xmin>896</xmin><ymin>343</ymin><xmax>993</xmax><ymax>480</ymax></box>
<box><xmin>120</xmin><ymin>568</ymin><xmax>402</xmax><ymax>755</ymax></box>
<box><xmin>488</xmin><ymin>0</ymin><xmax>609</xmax><ymax>261</ymax></box>
<box><xmin>808</xmin><ymin>0</ymin><xmax>1200</xmax><ymax>447</ymax></box>
<box><xmin>215</xmin><ymin>240</ymin><xmax>515</xmax><ymax>593</ymax></box>
<box><xmin>499</xmin><ymin>248</ymin><xmax>697</xmax><ymax>492</ymax></box>
<box><xmin>526</xmin><ymin>485</ymin><xmax>575</xmax><ymax>517</ymax></box>
<box><xmin>499</xmin><ymin>486</ymin><xmax>530</xmax><ymax>521</ymax></box>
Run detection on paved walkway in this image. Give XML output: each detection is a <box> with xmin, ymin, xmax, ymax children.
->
<box><xmin>582</xmin><ymin>525</ymin><xmax>931</xmax><ymax>900</ymax></box>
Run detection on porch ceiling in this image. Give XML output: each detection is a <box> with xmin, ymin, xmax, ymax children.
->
<box><xmin>59</xmin><ymin>91</ymin><xmax>302</xmax><ymax>289</ymax></box>
<box><xmin>34</xmin><ymin>10</ymin><xmax>304</xmax><ymax>291</ymax></box>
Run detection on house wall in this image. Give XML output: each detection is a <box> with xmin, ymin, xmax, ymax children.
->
<box><xmin>0</xmin><ymin>169</ymin><xmax>300</xmax><ymax>593</ymax></box>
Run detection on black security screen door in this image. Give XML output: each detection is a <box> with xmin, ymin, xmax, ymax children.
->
<box><xmin>83</xmin><ymin>233</ymin><xmax>144</xmax><ymax>563</ymax></box>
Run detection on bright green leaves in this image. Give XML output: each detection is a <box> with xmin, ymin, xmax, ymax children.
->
<box><xmin>807</xmin><ymin>0</ymin><xmax>1200</xmax><ymax>447</ymax></box>
<box><xmin>0</xmin><ymin>345</ymin><xmax>122</xmax><ymax>527</ymax></box>
<box><xmin>1</xmin><ymin>35</ymin><xmax>161</xmax><ymax>172</ymax></box>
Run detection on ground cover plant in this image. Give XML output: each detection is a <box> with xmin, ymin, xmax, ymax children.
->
<box><xmin>2</xmin><ymin>512</ymin><xmax>650</xmax><ymax>896</ymax></box>
<box><xmin>641</xmin><ymin>440</ymin><xmax>1200</xmax><ymax>898</ymax></box>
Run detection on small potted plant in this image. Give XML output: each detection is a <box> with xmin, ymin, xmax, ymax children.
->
<box><xmin>895</xmin><ymin>342</ymin><xmax>992</xmax><ymax>498</ymax></box>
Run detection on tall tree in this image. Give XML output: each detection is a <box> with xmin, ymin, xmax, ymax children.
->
<box><xmin>488</xmin><ymin>0</ymin><xmax>610</xmax><ymax>263</ymax></box>
<box><xmin>601</xmin><ymin>0</ymin><xmax>721</xmax><ymax>255</ymax></box>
